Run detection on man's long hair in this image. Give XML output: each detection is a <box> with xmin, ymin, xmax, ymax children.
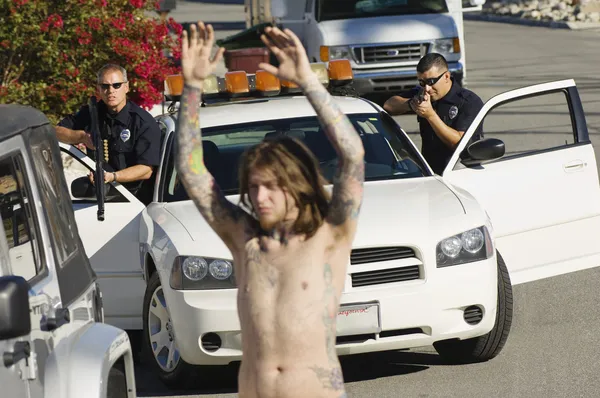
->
<box><xmin>238</xmin><ymin>135</ymin><xmax>330</xmax><ymax>238</ymax></box>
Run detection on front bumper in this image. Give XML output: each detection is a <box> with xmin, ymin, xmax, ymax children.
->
<box><xmin>164</xmin><ymin>254</ymin><xmax>497</xmax><ymax>366</ymax></box>
<box><xmin>352</xmin><ymin>62</ymin><xmax>464</xmax><ymax>95</ymax></box>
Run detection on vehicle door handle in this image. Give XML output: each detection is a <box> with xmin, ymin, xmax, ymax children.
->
<box><xmin>563</xmin><ymin>160</ymin><xmax>585</xmax><ymax>172</ymax></box>
<box><xmin>41</xmin><ymin>307</ymin><xmax>70</xmax><ymax>332</ymax></box>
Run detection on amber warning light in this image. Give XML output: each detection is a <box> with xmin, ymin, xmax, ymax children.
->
<box><xmin>162</xmin><ymin>59</ymin><xmax>354</xmax><ymax>102</ymax></box>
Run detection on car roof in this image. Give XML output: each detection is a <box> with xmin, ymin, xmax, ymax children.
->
<box><xmin>183</xmin><ymin>95</ymin><xmax>380</xmax><ymax>128</ymax></box>
<box><xmin>0</xmin><ymin>104</ymin><xmax>51</xmax><ymax>142</ymax></box>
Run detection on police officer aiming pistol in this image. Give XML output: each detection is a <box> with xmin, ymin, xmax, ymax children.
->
<box><xmin>55</xmin><ymin>64</ymin><xmax>161</xmax><ymax>203</ymax></box>
<box><xmin>383</xmin><ymin>53</ymin><xmax>484</xmax><ymax>175</ymax></box>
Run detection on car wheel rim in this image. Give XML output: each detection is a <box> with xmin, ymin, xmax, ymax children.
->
<box><xmin>148</xmin><ymin>285</ymin><xmax>181</xmax><ymax>373</ymax></box>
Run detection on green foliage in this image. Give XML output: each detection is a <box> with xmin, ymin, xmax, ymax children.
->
<box><xmin>0</xmin><ymin>0</ymin><xmax>182</xmax><ymax>124</ymax></box>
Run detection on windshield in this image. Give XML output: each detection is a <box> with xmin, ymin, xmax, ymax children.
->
<box><xmin>318</xmin><ymin>0</ymin><xmax>449</xmax><ymax>21</ymax></box>
<box><xmin>162</xmin><ymin>113</ymin><xmax>429</xmax><ymax>202</ymax></box>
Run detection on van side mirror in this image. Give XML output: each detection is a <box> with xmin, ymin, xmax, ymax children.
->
<box><xmin>0</xmin><ymin>275</ymin><xmax>31</xmax><ymax>341</ymax></box>
<box><xmin>461</xmin><ymin>138</ymin><xmax>505</xmax><ymax>166</ymax></box>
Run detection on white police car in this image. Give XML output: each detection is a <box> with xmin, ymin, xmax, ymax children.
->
<box><xmin>58</xmin><ymin>60</ymin><xmax>600</xmax><ymax>388</ymax></box>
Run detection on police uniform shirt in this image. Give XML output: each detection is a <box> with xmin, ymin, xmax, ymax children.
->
<box><xmin>402</xmin><ymin>79</ymin><xmax>484</xmax><ymax>174</ymax></box>
<box><xmin>58</xmin><ymin>99</ymin><xmax>161</xmax><ymax>173</ymax></box>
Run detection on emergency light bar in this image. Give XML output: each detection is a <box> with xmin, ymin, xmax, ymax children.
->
<box><xmin>163</xmin><ymin>59</ymin><xmax>353</xmax><ymax>102</ymax></box>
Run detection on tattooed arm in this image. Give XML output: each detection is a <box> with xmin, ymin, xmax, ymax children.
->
<box><xmin>175</xmin><ymin>22</ymin><xmax>247</xmax><ymax>248</ymax></box>
<box><xmin>259</xmin><ymin>27</ymin><xmax>365</xmax><ymax>239</ymax></box>
<box><xmin>302</xmin><ymin>77</ymin><xmax>365</xmax><ymax>237</ymax></box>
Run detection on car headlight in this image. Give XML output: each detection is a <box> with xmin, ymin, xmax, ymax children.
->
<box><xmin>436</xmin><ymin>226</ymin><xmax>493</xmax><ymax>268</ymax></box>
<box><xmin>430</xmin><ymin>38</ymin><xmax>460</xmax><ymax>55</ymax></box>
<box><xmin>170</xmin><ymin>256</ymin><xmax>236</xmax><ymax>290</ymax></box>
<box><xmin>182</xmin><ymin>257</ymin><xmax>208</xmax><ymax>281</ymax></box>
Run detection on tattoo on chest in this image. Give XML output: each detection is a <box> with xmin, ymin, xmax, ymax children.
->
<box><xmin>245</xmin><ymin>242</ymin><xmax>277</xmax><ymax>288</ymax></box>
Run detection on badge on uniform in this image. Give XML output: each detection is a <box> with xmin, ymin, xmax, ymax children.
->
<box><xmin>120</xmin><ymin>129</ymin><xmax>131</xmax><ymax>142</ymax></box>
<box><xmin>449</xmin><ymin>106</ymin><xmax>459</xmax><ymax>120</ymax></box>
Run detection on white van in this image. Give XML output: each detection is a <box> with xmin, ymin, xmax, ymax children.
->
<box><xmin>245</xmin><ymin>0</ymin><xmax>484</xmax><ymax>96</ymax></box>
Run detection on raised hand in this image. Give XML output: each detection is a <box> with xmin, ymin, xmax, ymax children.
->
<box><xmin>258</xmin><ymin>26</ymin><xmax>314</xmax><ymax>87</ymax></box>
<box><xmin>181</xmin><ymin>22</ymin><xmax>225</xmax><ymax>88</ymax></box>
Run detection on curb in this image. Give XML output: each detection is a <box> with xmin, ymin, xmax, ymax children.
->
<box><xmin>464</xmin><ymin>12</ymin><xmax>600</xmax><ymax>30</ymax></box>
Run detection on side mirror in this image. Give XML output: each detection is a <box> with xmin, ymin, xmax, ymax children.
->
<box><xmin>461</xmin><ymin>138</ymin><xmax>505</xmax><ymax>166</ymax></box>
<box><xmin>71</xmin><ymin>176</ymin><xmax>111</xmax><ymax>199</ymax></box>
<box><xmin>0</xmin><ymin>275</ymin><xmax>31</xmax><ymax>340</ymax></box>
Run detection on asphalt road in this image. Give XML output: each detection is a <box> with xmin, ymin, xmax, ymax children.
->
<box><xmin>133</xmin><ymin>5</ymin><xmax>600</xmax><ymax>398</ymax></box>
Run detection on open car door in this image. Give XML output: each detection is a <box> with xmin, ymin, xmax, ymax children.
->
<box><xmin>59</xmin><ymin>143</ymin><xmax>146</xmax><ymax>329</ymax></box>
<box><xmin>442</xmin><ymin>79</ymin><xmax>600</xmax><ymax>285</ymax></box>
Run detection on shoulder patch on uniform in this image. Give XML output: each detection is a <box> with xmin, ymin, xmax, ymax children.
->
<box><xmin>449</xmin><ymin>105</ymin><xmax>459</xmax><ymax>119</ymax></box>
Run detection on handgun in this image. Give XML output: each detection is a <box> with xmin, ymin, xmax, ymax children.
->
<box><xmin>416</xmin><ymin>86</ymin><xmax>426</xmax><ymax>102</ymax></box>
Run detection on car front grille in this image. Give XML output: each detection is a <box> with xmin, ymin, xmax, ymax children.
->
<box><xmin>351</xmin><ymin>265</ymin><xmax>420</xmax><ymax>287</ymax></box>
<box><xmin>353</xmin><ymin>43</ymin><xmax>427</xmax><ymax>64</ymax></box>
<box><xmin>351</xmin><ymin>247</ymin><xmax>415</xmax><ymax>265</ymax></box>
<box><xmin>349</xmin><ymin>246</ymin><xmax>421</xmax><ymax>288</ymax></box>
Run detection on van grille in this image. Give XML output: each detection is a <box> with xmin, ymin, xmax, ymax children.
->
<box><xmin>353</xmin><ymin>43</ymin><xmax>427</xmax><ymax>64</ymax></box>
<box><xmin>351</xmin><ymin>247</ymin><xmax>415</xmax><ymax>265</ymax></box>
<box><xmin>351</xmin><ymin>265</ymin><xmax>420</xmax><ymax>287</ymax></box>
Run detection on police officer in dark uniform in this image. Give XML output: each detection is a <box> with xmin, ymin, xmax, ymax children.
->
<box><xmin>383</xmin><ymin>53</ymin><xmax>484</xmax><ymax>175</ymax></box>
<box><xmin>55</xmin><ymin>64</ymin><xmax>161</xmax><ymax>204</ymax></box>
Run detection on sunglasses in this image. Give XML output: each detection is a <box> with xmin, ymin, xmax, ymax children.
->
<box><xmin>98</xmin><ymin>82</ymin><xmax>127</xmax><ymax>90</ymax></box>
<box><xmin>418</xmin><ymin>71</ymin><xmax>447</xmax><ymax>87</ymax></box>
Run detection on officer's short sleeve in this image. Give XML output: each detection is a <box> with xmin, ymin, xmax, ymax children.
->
<box><xmin>453</xmin><ymin>93</ymin><xmax>484</xmax><ymax>141</ymax></box>
<box><xmin>134</xmin><ymin>116</ymin><xmax>162</xmax><ymax>167</ymax></box>
<box><xmin>57</xmin><ymin>105</ymin><xmax>90</xmax><ymax>130</ymax></box>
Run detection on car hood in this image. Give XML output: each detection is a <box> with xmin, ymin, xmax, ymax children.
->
<box><xmin>318</xmin><ymin>14</ymin><xmax>457</xmax><ymax>47</ymax></box>
<box><xmin>164</xmin><ymin>177</ymin><xmax>464</xmax><ymax>253</ymax></box>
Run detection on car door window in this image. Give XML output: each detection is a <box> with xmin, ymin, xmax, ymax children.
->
<box><xmin>60</xmin><ymin>148</ymin><xmax>128</xmax><ymax>203</ymax></box>
<box><xmin>465</xmin><ymin>90</ymin><xmax>576</xmax><ymax>161</ymax></box>
<box><xmin>30</xmin><ymin>140</ymin><xmax>81</xmax><ymax>268</ymax></box>
<box><xmin>0</xmin><ymin>155</ymin><xmax>44</xmax><ymax>281</ymax></box>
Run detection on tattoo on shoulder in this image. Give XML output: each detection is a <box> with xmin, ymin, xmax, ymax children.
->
<box><xmin>310</xmin><ymin>366</ymin><xmax>344</xmax><ymax>390</ymax></box>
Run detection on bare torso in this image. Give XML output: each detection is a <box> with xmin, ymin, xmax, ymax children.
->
<box><xmin>233</xmin><ymin>224</ymin><xmax>349</xmax><ymax>398</ymax></box>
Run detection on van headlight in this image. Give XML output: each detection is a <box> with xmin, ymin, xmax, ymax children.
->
<box><xmin>431</xmin><ymin>38</ymin><xmax>460</xmax><ymax>54</ymax></box>
<box><xmin>436</xmin><ymin>226</ymin><xmax>493</xmax><ymax>267</ymax></box>
<box><xmin>170</xmin><ymin>256</ymin><xmax>236</xmax><ymax>290</ymax></box>
<box><xmin>321</xmin><ymin>45</ymin><xmax>352</xmax><ymax>61</ymax></box>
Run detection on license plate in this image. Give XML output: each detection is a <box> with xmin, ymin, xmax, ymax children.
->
<box><xmin>336</xmin><ymin>302</ymin><xmax>381</xmax><ymax>337</ymax></box>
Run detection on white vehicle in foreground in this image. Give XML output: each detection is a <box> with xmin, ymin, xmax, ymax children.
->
<box><xmin>0</xmin><ymin>104</ymin><xmax>137</xmax><ymax>397</ymax></box>
<box><xmin>59</xmin><ymin>61</ymin><xmax>600</xmax><ymax>388</ymax></box>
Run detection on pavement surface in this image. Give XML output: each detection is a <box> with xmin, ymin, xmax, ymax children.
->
<box><xmin>134</xmin><ymin>2</ymin><xmax>600</xmax><ymax>397</ymax></box>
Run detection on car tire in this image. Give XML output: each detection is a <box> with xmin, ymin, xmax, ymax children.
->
<box><xmin>433</xmin><ymin>250</ymin><xmax>513</xmax><ymax>363</ymax></box>
<box><xmin>141</xmin><ymin>272</ymin><xmax>199</xmax><ymax>389</ymax></box>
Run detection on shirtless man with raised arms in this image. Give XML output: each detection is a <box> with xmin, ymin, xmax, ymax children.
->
<box><xmin>175</xmin><ymin>21</ymin><xmax>365</xmax><ymax>398</ymax></box>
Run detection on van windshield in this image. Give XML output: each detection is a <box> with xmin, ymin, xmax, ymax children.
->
<box><xmin>318</xmin><ymin>0</ymin><xmax>449</xmax><ymax>21</ymax></box>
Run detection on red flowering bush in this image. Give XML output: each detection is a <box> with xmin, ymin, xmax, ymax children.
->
<box><xmin>0</xmin><ymin>0</ymin><xmax>182</xmax><ymax>124</ymax></box>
